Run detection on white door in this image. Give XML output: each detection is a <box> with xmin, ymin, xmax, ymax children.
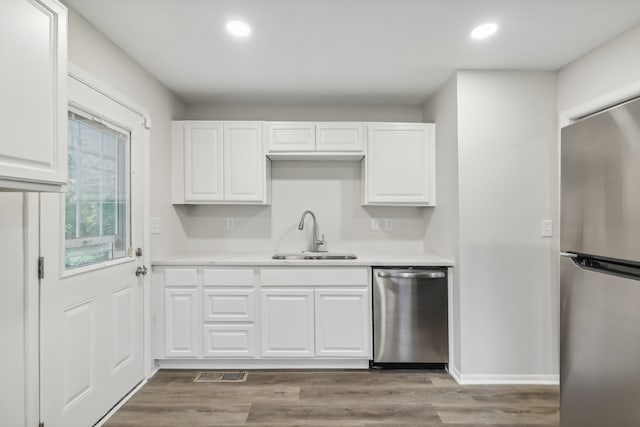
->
<box><xmin>315</xmin><ymin>289</ymin><xmax>370</xmax><ymax>357</ymax></box>
<box><xmin>40</xmin><ymin>75</ymin><xmax>146</xmax><ymax>427</ymax></box>
<box><xmin>184</xmin><ymin>122</ymin><xmax>223</xmax><ymax>202</ymax></box>
<box><xmin>261</xmin><ymin>289</ymin><xmax>315</xmax><ymax>357</ymax></box>
<box><xmin>223</xmin><ymin>122</ymin><xmax>265</xmax><ymax>202</ymax></box>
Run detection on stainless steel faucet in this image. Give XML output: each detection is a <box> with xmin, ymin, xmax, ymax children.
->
<box><xmin>298</xmin><ymin>210</ymin><xmax>327</xmax><ymax>252</ymax></box>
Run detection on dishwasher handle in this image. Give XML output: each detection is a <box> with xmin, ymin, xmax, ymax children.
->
<box><xmin>377</xmin><ymin>270</ymin><xmax>445</xmax><ymax>280</ymax></box>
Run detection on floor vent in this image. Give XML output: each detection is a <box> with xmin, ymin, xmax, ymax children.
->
<box><xmin>194</xmin><ymin>371</ymin><xmax>248</xmax><ymax>383</ymax></box>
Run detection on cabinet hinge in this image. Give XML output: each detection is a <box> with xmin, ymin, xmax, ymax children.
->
<box><xmin>38</xmin><ymin>257</ymin><xmax>44</xmax><ymax>280</ymax></box>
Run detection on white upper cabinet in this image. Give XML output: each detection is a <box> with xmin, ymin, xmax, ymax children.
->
<box><xmin>266</xmin><ymin>122</ymin><xmax>315</xmax><ymax>152</ymax></box>
<box><xmin>224</xmin><ymin>123</ymin><xmax>265</xmax><ymax>202</ymax></box>
<box><xmin>265</xmin><ymin>122</ymin><xmax>365</xmax><ymax>159</ymax></box>
<box><xmin>0</xmin><ymin>0</ymin><xmax>67</xmax><ymax>192</ymax></box>
<box><xmin>173</xmin><ymin>121</ymin><xmax>269</xmax><ymax>204</ymax></box>
<box><xmin>184</xmin><ymin>122</ymin><xmax>224</xmax><ymax>202</ymax></box>
<box><xmin>363</xmin><ymin>123</ymin><xmax>436</xmax><ymax>206</ymax></box>
<box><xmin>316</xmin><ymin>123</ymin><xmax>365</xmax><ymax>152</ymax></box>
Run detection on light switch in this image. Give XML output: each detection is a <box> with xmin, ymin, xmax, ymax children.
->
<box><xmin>151</xmin><ymin>217</ymin><xmax>161</xmax><ymax>234</ymax></box>
<box><xmin>226</xmin><ymin>218</ymin><xmax>235</xmax><ymax>230</ymax></box>
<box><xmin>384</xmin><ymin>218</ymin><xmax>393</xmax><ymax>231</ymax></box>
<box><xmin>541</xmin><ymin>219</ymin><xmax>553</xmax><ymax>237</ymax></box>
<box><xmin>371</xmin><ymin>219</ymin><xmax>379</xmax><ymax>231</ymax></box>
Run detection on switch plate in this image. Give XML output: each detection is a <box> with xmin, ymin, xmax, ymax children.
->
<box><xmin>226</xmin><ymin>218</ymin><xmax>235</xmax><ymax>230</ymax></box>
<box><xmin>371</xmin><ymin>219</ymin><xmax>379</xmax><ymax>231</ymax></box>
<box><xmin>151</xmin><ymin>217</ymin><xmax>161</xmax><ymax>234</ymax></box>
<box><xmin>541</xmin><ymin>219</ymin><xmax>553</xmax><ymax>237</ymax></box>
<box><xmin>384</xmin><ymin>218</ymin><xmax>393</xmax><ymax>231</ymax></box>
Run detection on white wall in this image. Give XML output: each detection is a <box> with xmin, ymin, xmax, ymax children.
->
<box><xmin>422</xmin><ymin>75</ymin><xmax>461</xmax><ymax>370</ymax></box>
<box><xmin>558</xmin><ymin>23</ymin><xmax>640</xmax><ymax>114</ymax></box>
<box><xmin>456</xmin><ymin>71</ymin><xmax>558</xmax><ymax>378</ymax></box>
<box><xmin>422</xmin><ymin>71</ymin><xmax>558</xmax><ymax>380</ymax></box>
<box><xmin>67</xmin><ymin>8</ymin><xmax>187</xmax><ymax>259</ymax></box>
<box><xmin>0</xmin><ymin>194</ymin><xmax>26</xmax><ymax>426</ymax></box>
<box><xmin>180</xmin><ymin>160</ymin><xmax>427</xmax><ymax>254</ymax></box>
<box><xmin>184</xmin><ymin>103</ymin><xmax>423</xmax><ymax>122</ymax></box>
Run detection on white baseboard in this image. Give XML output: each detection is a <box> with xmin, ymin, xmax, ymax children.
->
<box><xmin>454</xmin><ymin>373</ymin><xmax>559</xmax><ymax>385</ymax></box>
<box><xmin>155</xmin><ymin>358</ymin><xmax>370</xmax><ymax>370</ymax></box>
<box><xmin>448</xmin><ymin>364</ymin><xmax>462</xmax><ymax>383</ymax></box>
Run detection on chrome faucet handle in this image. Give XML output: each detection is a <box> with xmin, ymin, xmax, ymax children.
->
<box><xmin>315</xmin><ymin>234</ymin><xmax>328</xmax><ymax>252</ymax></box>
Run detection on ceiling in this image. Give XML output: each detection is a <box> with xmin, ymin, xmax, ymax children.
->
<box><xmin>66</xmin><ymin>0</ymin><xmax>640</xmax><ymax>105</ymax></box>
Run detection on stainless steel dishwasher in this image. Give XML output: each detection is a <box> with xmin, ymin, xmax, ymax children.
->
<box><xmin>372</xmin><ymin>268</ymin><xmax>448</xmax><ymax>367</ymax></box>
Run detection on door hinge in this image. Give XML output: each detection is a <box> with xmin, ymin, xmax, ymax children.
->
<box><xmin>38</xmin><ymin>257</ymin><xmax>44</xmax><ymax>280</ymax></box>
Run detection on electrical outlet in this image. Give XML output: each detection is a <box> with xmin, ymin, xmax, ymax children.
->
<box><xmin>226</xmin><ymin>218</ymin><xmax>235</xmax><ymax>230</ymax></box>
<box><xmin>541</xmin><ymin>219</ymin><xmax>553</xmax><ymax>237</ymax></box>
<box><xmin>371</xmin><ymin>218</ymin><xmax>379</xmax><ymax>231</ymax></box>
<box><xmin>151</xmin><ymin>217</ymin><xmax>161</xmax><ymax>234</ymax></box>
<box><xmin>384</xmin><ymin>218</ymin><xmax>393</xmax><ymax>231</ymax></box>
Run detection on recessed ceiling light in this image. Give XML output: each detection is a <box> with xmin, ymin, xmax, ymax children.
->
<box><xmin>470</xmin><ymin>23</ymin><xmax>499</xmax><ymax>40</ymax></box>
<box><xmin>226</xmin><ymin>20</ymin><xmax>251</xmax><ymax>37</ymax></box>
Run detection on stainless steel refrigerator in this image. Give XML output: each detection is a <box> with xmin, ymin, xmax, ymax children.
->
<box><xmin>560</xmin><ymin>97</ymin><xmax>640</xmax><ymax>427</ymax></box>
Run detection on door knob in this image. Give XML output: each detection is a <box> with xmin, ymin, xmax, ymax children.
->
<box><xmin>135</xmin><ymin>265</ymin><xmax>148</xmax><ymax>276</ymax></box>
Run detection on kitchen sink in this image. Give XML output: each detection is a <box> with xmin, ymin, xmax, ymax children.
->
<box><xmin>272</xmin><ymin>252</ymin><xmax>357</xmax><ymax>260</ymax></box>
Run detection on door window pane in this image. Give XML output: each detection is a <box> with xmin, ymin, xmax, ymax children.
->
<box><xmin>65</xmin><ymin>108</ymin><xmax>131</xmax><ymax>269</ymax></box>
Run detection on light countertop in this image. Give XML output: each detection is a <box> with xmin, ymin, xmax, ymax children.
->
<box><xmin>152</xmin><ymin>252</ymin><xmax>454</xmax><ymax>267</ymax></box>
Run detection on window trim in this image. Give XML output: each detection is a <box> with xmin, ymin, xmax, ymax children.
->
<box><xmin>64</xmin><ymin>105</ymin><xmax>132</xmax><ymax>271</ymax></box>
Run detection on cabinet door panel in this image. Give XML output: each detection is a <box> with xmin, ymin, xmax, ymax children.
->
<box><xmin>224</xmin><ymin>123</ymin><xmax>264</xmax><ymax>201</ymax></box>
<box><xmin>261</xmin><ymin>289</ymin><xmax>314</xmax><ymax>357</ymax></box>
<box><xmin>366</xmin><ymin>124</ymin><xmax>434</xmax><ymax>205</ymax></box>
<box><xmin>266</xmin><ymin>122</ymin><xmax>315</xmax><ymax>152</ymax></box>
<box><xmin>0</xmin><ymin>0</ymin><xmax>67</xmax><ymax>189</ymax></box>
<box><xmin>316</xmin><ymin>123</ymin><xmax>364</xmax><ymax>152</ymax></box>
<box><xmin>203</xmin><ymin>324</ymin><xmax>255</xmax><ymax>358</ymax></box>
<box><xmin>315</xmin><ymin>289</ymin><xmax>369</xmax><ymax>357</ymax></box>
<box><xmin>184</xmin><ymin>123</ymin><xmax>223</xmax><ymax>201</ymax></box>
<box><xmin>164</xmin><ymin>289</ymin><xmax>199</xmax><ymax>358</ymax></box>
<box><xmin>203</xmin><ymin>289</ymin><xmax>255</xmax><ymax>322</ymax></box>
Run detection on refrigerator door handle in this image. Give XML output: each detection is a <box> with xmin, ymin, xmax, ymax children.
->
<box><xmin>560</xmin><ymin>252</ymin><xmax>579</xmax><ymax>258</ymax></box>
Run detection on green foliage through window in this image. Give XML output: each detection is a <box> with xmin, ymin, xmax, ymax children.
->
<box><xmin>65</xmin><ymin>109</ymin><xmax>131</xmax><ymax>269</ymax></box>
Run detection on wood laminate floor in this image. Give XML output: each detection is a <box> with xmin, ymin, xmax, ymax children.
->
<box><xmin>104</xmin><ymin>370</ymin><xmax>559</xmax><ymax>426</ymax></box>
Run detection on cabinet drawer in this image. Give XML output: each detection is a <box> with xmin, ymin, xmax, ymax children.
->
<box><xmin>203</xmin><ymin>268</ymin><xmax>254</xmax><ymax>286</ymax></box>
<box><xmin>203</xmin><ymin>289</ymin><xmax>255</xmax><ymax>321</ymax></box>
<box><xmin>261</xmin><ymin>268</ymin><xmax>368</xmax><ymax>286</ymax></box>
<box><xmin>164</xmin><ymin>268</ymin><xmax>198</xmax><ymax>287</ymax></box>
<box><xmin>203</xmin><ymin>324</ymin><xmax>256</xmax><ymax>358</ymax></box>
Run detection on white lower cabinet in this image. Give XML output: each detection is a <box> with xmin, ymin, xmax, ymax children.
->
<box><xmin>157</xmin><ymin>266</ymin><xmax>371</xmax><ymax>363</ymax></box>
<box><xmin>164</xmin><ymin>289</ymin><xmax>199</xmax><ymax>358</ymax></box>
<box><xmin>203</xmin><ymin>324</ymin><xmax>256</xmax><ymax>358</ymax></box>
<box><xmin>261</xmin><ymin>289</ymin><xmax>315</xmax><ymax>358</ymax></box>
<box><xmin>315</xmin><ymin>289</ymin><xmax>369</xmax><ymax>357</ymax></box>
